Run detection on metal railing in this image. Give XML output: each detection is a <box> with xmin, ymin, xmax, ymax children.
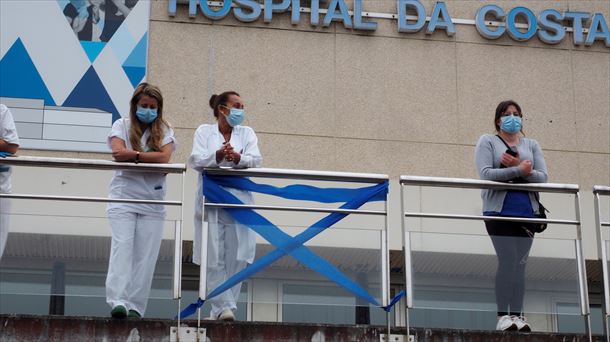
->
<box><xmin>198</xmin><ymin>167</ymin><xmax>391</xmax><ymax>331</ymax></box>
<box><xmin>399</xmin><ymin>175</ymin><xmax>590</xmax><ymax>340</ymax></box>
<box><xmin>594</xmin><ymin>185</ymin><xmax>610</xmax><ymax>342</ymax></box>
<box><xmin>0</xmin><ymin>155</ymin><xmax>187</xmax><ymax>318</ymax></box>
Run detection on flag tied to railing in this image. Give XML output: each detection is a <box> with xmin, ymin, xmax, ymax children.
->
<box><xmin>178</xmin><ymin>173</ymin><xmax>405</xmax><ymax>319</ymax></box>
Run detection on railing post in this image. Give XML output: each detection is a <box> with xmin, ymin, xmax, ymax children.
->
<box><xmin>400</xmin><ymin>183</ymin><xmax>412</xmax><ymax>336</ymax></box>
<box><xmin>399</xmin><ymin>175</ymin><xmax>586</xmax><ymax>335</ymax></box>
<box><xmin>574</xmin><ymin>192</ymin><xmax>592</xmax><ymax>341</ymax></box>
<box><xmin>198</xmin><ymin>195</ymin><xmax>209</xmax><ymax>328</ymax></box>
<box><xmin>175</xmin><ymin>171</ymin><xmax>187</xmax><ymax>329</ymax></box>
<box><xmin>595</xmin><ymin>190</ymin><xmax>610</xmax><ymax>342</ymax></box>
<box><xmin>173</xmin><ymin>220</ymin><xmax>183</xmax><ymax>331</ymax></box>
<box><xmin>173</xmin><ymin>220</ymin><xmax>183</xmax><ymax>300</ymax></box>
<box><xmin>382</xmin><ymin>195</ymin><xmax>391</xmax><ymax>333</ymax></box>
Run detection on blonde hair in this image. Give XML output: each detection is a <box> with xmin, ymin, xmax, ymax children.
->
<box><xmin>128</xmin><ymin>83</ymin><xmax>169</xmax><ymax>152</ymax></box>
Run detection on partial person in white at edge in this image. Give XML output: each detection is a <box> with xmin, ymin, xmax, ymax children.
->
<box><xmin>0</xmin><ymin>104</ymin><xmax>20</xmax><ymax>259</ymax></box>
<box><xmin>105</xmin><ymin>83</ymin><xmax>177</xmax><ymax>319</ymax></box>
<box><xmin>188</xmin><ymin>91</ymin><xmax>262</xmax><ymax>321</ymax></box>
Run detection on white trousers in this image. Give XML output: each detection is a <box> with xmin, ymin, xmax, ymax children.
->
<box><xmin>207</xmin><ymin>210</ymin><xmax>247</xmax><ymax>317</ymax></box>
<box><xmin>105</xmin><ymin>210</ymin><xmax>164</xmax><ymax>316</ymax></box>
<box><xmin>0</xmin><ymin>198</ymin><xmax>10</xmax><ymax>259</ymax></box>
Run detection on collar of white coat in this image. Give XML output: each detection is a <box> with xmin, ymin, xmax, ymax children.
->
<box><xmin>214</xmin><ymin>123</ymin><xmax>243</xmax><ymax>139</ymax></box>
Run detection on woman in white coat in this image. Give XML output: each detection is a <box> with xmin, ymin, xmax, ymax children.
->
<box><xmin>105</xmin><ymin>83</ymin><xmax>177</xmax><ymax>319</ymax></box>
<box><xmin>0</xmin><ymin>104</ymin><xmax>20</xmax><ymax>259</ymax></box>
<box><xmin>188</xmin><ymin>91</ymin><xmax>262</xmax><ymax>321</ymax></box>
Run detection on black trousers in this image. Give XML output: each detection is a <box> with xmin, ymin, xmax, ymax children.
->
<box><xmin>485</xmin><ymin>220</ymin><xmax>535</xmax><ymax>316</ymax></box>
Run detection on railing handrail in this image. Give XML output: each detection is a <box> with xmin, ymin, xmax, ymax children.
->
<box><xmin>0</xmin><ymin>155</ymin><xmax>186</xmax><ymax>174</ymax></box>
<box><xmin>594</xmin><ymin>185</ymin><xmax>610</xmax><ymax>195</ymax></box>
<box><xmin>399</xmin><ymin>174</ymin><xmax>591</xmax><ymax>338</ymax></box>
<box><xmin>203</xmin><ymin>167</ymin><xmax>388</xmax><ymax>183</ymax></box>
<box><xmin>0</xmin><ymin>193</ymin><xmax>182</xmax><ymax>206</ymax></box>
<box><xmin>198</xmin><ymin>166</ymin><xmax>392</xmax><ymax>321</ymax></box>
<box><xmin>400</xmin><ymin>175</ymin><xmax>579</xmax><ymax>193</ymax></box>
<box><xmin>0</xmin><ymin>154</ymin><xmax>187</xmax><ymax>305</ymax></box>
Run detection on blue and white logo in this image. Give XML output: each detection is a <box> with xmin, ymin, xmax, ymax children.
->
<box><xmin>0</xmin><ymin>0</ymin><xmax>150</xmax><ymax>152</ymax></box>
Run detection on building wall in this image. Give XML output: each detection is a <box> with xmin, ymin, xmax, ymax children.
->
<box><xmin>12</xmin><ymin>0</ymin><xmax>610</xmax><ymax>258</ymax></box>
<box><xmin>147</xmin><ymin>0</ymin><xmax>610</xmax><ymax>255</ymax></box>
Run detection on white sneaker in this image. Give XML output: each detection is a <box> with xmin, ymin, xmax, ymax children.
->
<box><xmin>218</xmin><ymin>308</ymin><xmax>235</xmax><ymax>322</ymax></box>
<box><xmin>496</xmin><ymin>315</ymin><xmax>518</xmax><ymax>331</ymax></box>
<box><xmin>513</xmin><ymin>316</ymin><xmax>531</xmax><ymax>332</ymax></box>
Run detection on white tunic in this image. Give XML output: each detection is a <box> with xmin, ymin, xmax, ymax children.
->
<box><xmin>107</xmin><ymin>118</ymin><xmax>177</xmax><ymax>217</ymax></box>
<box><xmin>188</xmin><ymin>124</ymin><xmax>262</xmax><ymax>266</ymax></box>
<box><xmin>0</xmin><ymin>104</ymin><xmax>20</xmax><ymax>194</ymax></box>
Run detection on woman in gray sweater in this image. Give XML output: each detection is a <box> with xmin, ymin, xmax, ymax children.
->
<box><xmin>474</xmin><ymin>100</ymin><xmax>548</xmax><ymax>333</ymax></box>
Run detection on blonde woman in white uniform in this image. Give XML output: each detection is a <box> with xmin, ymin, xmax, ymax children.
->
<box><xmin>105</xmin><ymin>83</ymin><xmax>177</xmax><ymax>318</ymax></box>
<box><xmin>0</xmin><ymin>104</ymin><xmax>20</xmax><ymax>259</ymax></box>
<box><xmin>189</xmin><ymin>91</ymin><xmax>262</xmax><ymax>321</ymax></box>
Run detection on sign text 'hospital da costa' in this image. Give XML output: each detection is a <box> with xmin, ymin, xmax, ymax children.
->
<box><xmin>168</xmin><ymin>0</ymin><xmax>610</xmax><ymax>47</ymax></box>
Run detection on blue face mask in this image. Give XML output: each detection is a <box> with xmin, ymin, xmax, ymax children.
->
<box><xmin>500</xmin><ymin>115</ymin><xmax>522</xmax><ymax>134</ymax></box>
<box><xmin>136</xmin><ymin>106</ymin><xmax>158</xmax><ymax>124</ymax></box>
<box><xmin>225</xmin><ymin>107</ymin><xmax>245</xmax><ymax>127</ymax></box>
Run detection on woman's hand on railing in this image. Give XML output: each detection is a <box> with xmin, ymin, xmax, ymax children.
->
<box><xmin>112</xmin><ymin>148</ymin><xmax>137</xmax><ymax>162</ymax></box>
<box><xmin>226</xmin><ymin>151</ymin><xmax>241</xmax><ymax>164</ymax></box>
<box><xmin>519</xmin><ymin>160</ymin><xmax>533</xmax><ymax>177</ymax></box>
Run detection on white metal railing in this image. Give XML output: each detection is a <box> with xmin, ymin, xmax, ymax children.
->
<box><xmin>399</xmin><ymin>175</ymin><xmax>590</xmax><ymax>340</ymax></box>
<box><xmin>0</xmin><ymin>155</ymin><xmax>187</xmax><ymax>320</ymax></box>
<box><xmin>0</xmin><ymin>156</ymin><xmax>603</xmax><ymax>336</ymax></box>
<box><xmin>594</xmin><ymin>185</ymin><xmax>610</xmax><ymax>342</ymax></box>
<box><xmin>198</xmin><ymin>167</ymin><xmax>391</xmax><ymax>332</ymax></box>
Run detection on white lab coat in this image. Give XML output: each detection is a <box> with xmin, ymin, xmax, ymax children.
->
<box><xmin>107</xmin><ymin>118</ymin><xmax>176</xmax><ymax>217</ymax></box>
<box><xmin>0</xmin><ymin>104</ymin><xmax>19</xmax><ymax>193</ymax></box>
<box><xmin>105</xmin><ymin>118</ymin><xmax>177</xmax><ymax>316</ymax></box>
<box><xmin>188</xmin><ymin>123</ymin><xmax>262</xmax><ymax>267</ymax></box>
<box><xmin>188</xmin><ymin>123</ymin><xmax>262</xmax><ymax>317</ymax></box>
<box><xmin>0</xmin><ymin>104</ymin><xmax>20</xmax><ymax>258</ymax></box>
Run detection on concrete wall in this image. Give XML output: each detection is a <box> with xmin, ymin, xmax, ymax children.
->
<box><xmin>13</xmin><ymin>0</ymin><xmax>610</xmax><ymax>258</ymax></box>
<box><xmin>148</xmin><ymin>0</ymin><xmax>609</xmax><ymax>257</ymax></box>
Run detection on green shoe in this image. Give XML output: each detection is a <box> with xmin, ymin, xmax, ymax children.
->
<box><xmin>111</xmin><ymin>305</ymin><xmax>127</xmax><ymax>318</ymax></box>
<box><xmin>128</xmin><ymin>310</ymin><xmax>142</xmax><ymax>318</ymax></box>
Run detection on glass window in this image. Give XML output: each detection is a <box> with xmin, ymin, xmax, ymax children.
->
<box><xmin>281</xmin><ymin>283</ymin><xmax>395</xmax><ymax>325</ymax></box>
<box><xmin>556</xmin><ymin>303</ymin><xmax>603</xmax><ymax>335</ymax></box>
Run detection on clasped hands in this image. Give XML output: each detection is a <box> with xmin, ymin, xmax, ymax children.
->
<box><xmin>216</xmin><ymin>142</ymin><xmax>241</xmax><ymax>164</ymax></box>
<box><xmin>501</xmin><ymin>152</ymin><xmax>532</xmax><ymax>176</ymax></box>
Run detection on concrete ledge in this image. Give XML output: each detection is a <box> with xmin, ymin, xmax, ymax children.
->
<box><xmin>0</xmin><ymin>314</ymin><xmax>603</xmax><ymax>341</ymax></box>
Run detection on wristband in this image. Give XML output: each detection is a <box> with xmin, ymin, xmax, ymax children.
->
<box><xmin>135</xmin><ymin>151</ymin><xmax>140</xmax><ymax>164</ymax></box>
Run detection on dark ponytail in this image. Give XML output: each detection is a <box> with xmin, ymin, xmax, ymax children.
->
<box><xmin>209</xmin><ymin>91</ymin><xmax>240</xmax><ymax>118</ymax></box>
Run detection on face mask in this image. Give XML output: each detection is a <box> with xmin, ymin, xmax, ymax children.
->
<box><xmin>225</xmin><ymin>107</ymin><xmax>245</xmax><ymax>127</ymax></box>
<box><xmin>136</xmin><ymin>106</ymin><xmax>158</xmax><ymax>124</ymax></box>
<box><xmin>500</xmin><ymin>115</ymin><xmax>522</xmax><ymax>134</ymax></box>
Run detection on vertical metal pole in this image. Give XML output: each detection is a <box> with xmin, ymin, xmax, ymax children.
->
<box><xmin>176</xmin><ymin>171</ymin><xmax>187</xmax><ymax>338</ymax></box>
<box><xmin>595</xmin><ymin>193</ymin><xmax>610</xmax><ymax>342</ymax></box>
<box><xmin>198</xmin><ymin>194</ymin><xmax>209</xmax><ymax>330</ymax></box>
<box><xmin>383</xmin><ymin>194</ymin><xmax>391</xmax><ymax>335</ymax></box>
<box><xmin>174</xmin><ymin>220</ymin><xmax>182</xmax><ymax>332</ymax></box>
<box><xmin>400</xmin><ymin>183</ymin><xmax>413</xmax><ymax>336</ymax></box>
<box><xmin>381</xmin><ymin>229</ymin><xmax>390</xmax><ymax>335</ymax></box>
<box><xmin>574</xmin><ymin>192</ymin><xmax>592</xmax><ymax>341</ymax></box>
<box><xmin>173</xmin><ymin>221</ymin><xmax>183</xmax><ymax>300</ymax></box>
